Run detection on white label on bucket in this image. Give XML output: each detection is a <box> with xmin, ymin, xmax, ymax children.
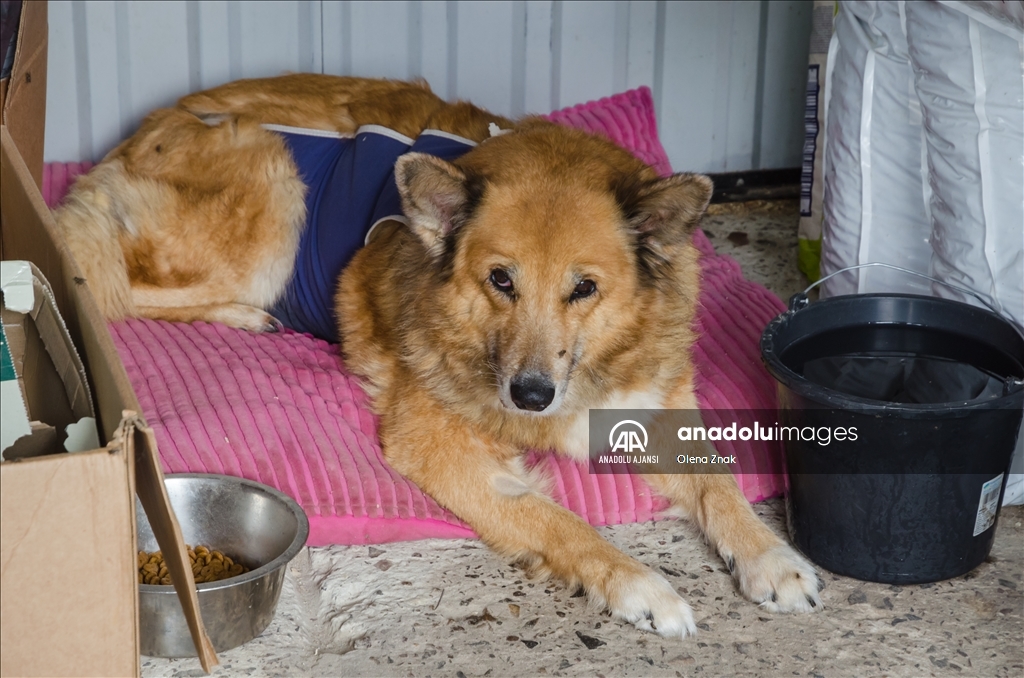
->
<box><xmin>973</xmin><ymin>474</ymin><xmax>1004</xmax><ymax>537</ymax></box>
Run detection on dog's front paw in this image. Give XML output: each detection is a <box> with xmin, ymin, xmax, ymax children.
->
<box><xmin>731</xmin><ymin>544</ymin><xmax>822</xmax><ymax>613</ymax></box>
<box><xmin>604</xmin><ymin>568</ymin><xmax>696</xmax><ymax>639</ymax></box>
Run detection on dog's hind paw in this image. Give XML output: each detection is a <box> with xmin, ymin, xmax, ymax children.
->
<box><xmin>137</xmin><ymin>302</ymin><xmax>285</xmax><ymax>333</ymax></box>
<box><xmin>214</xmin><ymin>305</ymin><xmax>283</xmax><ymax>333</ymax></box>
<box><xmin>263</xmin><ymin>315</ymin><xmax>285</xmax><ymax>333</ymax></box>
<box><xmin>605</xmin><ymin>569</ymin><xmax>696</xmax><ymax>639</ymax></box>
<box><xmin>733</xmin><ymin>544</ymin><xmax>822</xmax><ymax>613</ymax></box>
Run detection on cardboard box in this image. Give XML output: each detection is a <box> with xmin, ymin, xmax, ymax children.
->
<box><xmin>0</xmin><ymin>3</ymin><xmax>217</xmax><ymax>675</ymax></box>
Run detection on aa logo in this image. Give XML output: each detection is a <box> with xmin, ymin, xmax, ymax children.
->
<box><xmin>609</xmin><ymin>420</ymin><xmax>648</xmax><ymax>453</ymax></box>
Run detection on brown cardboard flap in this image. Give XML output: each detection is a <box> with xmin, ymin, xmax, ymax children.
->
<box><xmin>1</xmin><ymin>260</ymin><xmax>100</xmax><ymax>458</ymax></box>
<box><xmin>0</xmin><ymin>441</ymin><xmax>137</xmax><ymax>677</ymax></box>
<box><xmin>27</xmin><ymin>270</ymin><xmax>95</xmax><ymax>420</ymax></box>
<box><xmin>1</xmin><ymin>125</ymin><xmax>129</xmax><ymax>441</ymax></box>
<box><xmin>131</xmin><ymin>415</ymin><xmax>219</xmax><ymax>672</ymax></box>
<box><xmin>2</xmin><ymin>1</ymin><xmax>47</xmax><ymax>189</ymax></box>
<box><xmin>1</xmin><ymin>300</ymin><xmax>76</xmax><ymax>450</ymax></box>
<box><xmin>0</xmin><ymin>126</ymin><xmax>63</xmax><ymax>318</ymax></box>
<box><xmin>2</xmin><ymin>420</ymin><xmax>59</xmax><ymax>459</ymax></box>
<box><xmin>1</xmin><ymin>263</ymin><xmax>96</xmax><ymax>420</ymax></box>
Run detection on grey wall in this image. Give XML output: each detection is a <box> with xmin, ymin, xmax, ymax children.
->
<box><xmin>45</xmin><ymin>0</ymin><xmax>813</xmax><ymax>173</ymax></box>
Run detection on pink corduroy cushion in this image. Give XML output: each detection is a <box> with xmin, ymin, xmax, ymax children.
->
<box><xmin>546</xmin><ymin>87</ymin><xmax>674</xmax><ymax>178</ymax></box>
<box><xmin>42</xmin><ymin>161</ymin><xmax>94</xmax><ymax>207</ymax></box>
<box><xmin>46</xmin><ymin>87</ymin><xmax>786</xmax><ymax>545</ymax></box>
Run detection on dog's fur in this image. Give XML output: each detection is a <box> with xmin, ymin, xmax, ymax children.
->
<box><xmin>56</xmin><ymin>75</ymin><xmax>821</xmax><ymax>638</ymax></box>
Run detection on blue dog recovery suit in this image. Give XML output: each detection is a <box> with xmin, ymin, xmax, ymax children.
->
<box><xmin>264</xmin><ymin>123</ymin><xmax>477</xmax><ymax>342</ymax></box>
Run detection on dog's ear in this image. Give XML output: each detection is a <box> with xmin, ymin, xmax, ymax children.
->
<box><xmin>395</xmin><ymin>152</ymin><xmax>477</xmax><ymax>256</ymax></box>
<box><xmin>616</xmin><ymin>172</ymin><xmax>714</xmax><ymax>282</ymax></box>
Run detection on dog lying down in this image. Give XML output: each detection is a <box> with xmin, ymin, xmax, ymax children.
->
<box><xmin>56</xmin><ymin>74</ymin><xmax>821</xmax><ymax>638</ymax></box>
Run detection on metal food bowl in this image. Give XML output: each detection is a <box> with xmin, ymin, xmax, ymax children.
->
<box><xmin>137</xmin><ymin>474</ymin><xmax>309</xmax><ymax>657</ymax></box>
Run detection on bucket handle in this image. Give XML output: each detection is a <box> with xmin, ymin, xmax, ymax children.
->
<box><xmin>796</xmin><ymin>262</ymin><xmax>1024</xmax><ymax>340</ymax></box>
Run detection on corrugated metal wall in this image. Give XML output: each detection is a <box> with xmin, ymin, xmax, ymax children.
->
<box><xmin>45</xmin><ymin>0</ymin><xmax>812</xmax><ymax>173</ymax></box>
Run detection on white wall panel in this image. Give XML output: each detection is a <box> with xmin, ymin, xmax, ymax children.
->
<box><xmin>523</xmin><ymin>0</ymin><xmax>553</xmax><ymax>114</ymax></box>
<box><xmin>349</xmin><ymin>1</ymin><xmax>411</xmax><ymax>80</ymax></box>
<box><xmin>45</xmin><ymin>0</ymin><xmax>813</xmax><ymax>174</ymax></box>
<box><xmin>45</xmin><ymin>1</ymin><xmax>80</xmax><ymax>162</ymax></box>
<box><xmin>558</xmin><ymin>0</ymin><xmax>617</xmax><ymax>111</ymax></box>
<box><xmin>419</xmin><ymin>0</ymin><xmax>449</xmax><ymax>95</ymax></box>
<box><xmin>123</xmin><ymin>1</ymin><xmax>190</xmax><ymax>127</ymax></box>
<box><xmin>625</xmin><ymin>1</ymin><xmax>657</xmax><ymax>93</ymax></box>
<box><xmin>233</xmin><ymin>1</ymin><xmax>314</xmax><ymax>79</ymax></box>
<box><xmin>79</xmin><ymin>2</ymin><xmax>119</xmax><ymax>155</ymax></box>
<box><xmin>660</xmin><ymin>1</ymin><xmax>719</xmax><ymax>172</ymax></box>
<box><xmin>194</xmin><ymin>1</ymin><xmax>231</xmax><ymax>91</ymax></box>
<box><xmin>321</xmin><ymin>0</ymin><xmax>349</xmax><ymax>76</ymax></box>
<box><xmin>758</xmin><ymin>0</ymin><xmax>815</xmax><ymax>169</ymax></box>
<box><xmin>455</xmin><ymin>1</ymin><xmax>515</xmax><ymax>116</ymax></box>
<box><xmin>719</xmin><ymin>1</ymin><xmax>761</xmax><ymax>171</ymax></box>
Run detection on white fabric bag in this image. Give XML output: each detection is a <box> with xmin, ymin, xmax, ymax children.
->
<box><xmin>820</xmin><ymin>0</ymin><xmax>935</xmax><ymax>297</ymax></box>
<box><xmin>821</xmin><ymin>0</ymin><xmax>1024</xmax><ymax>504</ymax></box>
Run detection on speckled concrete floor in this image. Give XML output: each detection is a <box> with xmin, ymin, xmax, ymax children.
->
<box><xmin>143</xmin><ymin>201</ymin><xmax>1024</xmax><ymax>678</ymax></box>
<box><xmin>700</xmin><ymin>199</ymin><xmax>815</xmax><ymax>304</ymax></box>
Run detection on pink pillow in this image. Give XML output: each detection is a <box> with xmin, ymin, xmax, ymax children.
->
<box><xmin>42</xmin><ymin>162</ymin><xmax>94</xmax><ymax>209</ymax></box>
<box><xmin>49</xmin><ymin>87</ymin><xmax>787</xmax><ymax>546</ymax></box>
<box><xmin>546</xmin><ymin>86</ymin><xmax>673</xmax><ymax>178</ymax></box>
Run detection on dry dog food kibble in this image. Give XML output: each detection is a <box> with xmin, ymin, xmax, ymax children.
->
<box><xmin>137</xmin><ymin>545</ymin><xmax>249</xmax><ymax>585</ymax></box>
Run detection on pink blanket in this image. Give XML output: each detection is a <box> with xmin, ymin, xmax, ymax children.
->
<box><xmin>45</xmin><ymin>88</ymin><xmax>786</xmax><ymax>545</ymax></box>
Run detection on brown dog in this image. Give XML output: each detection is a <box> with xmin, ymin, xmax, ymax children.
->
<box><xmin>55</xmin><ymin>75</ymin><xmax>821</xmax><ymax>638</ymax></box>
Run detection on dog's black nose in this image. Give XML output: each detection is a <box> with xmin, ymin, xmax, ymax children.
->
<box><xmin>510</xmin><ymin>374</ymin><xmax>556</xmax><ymax>411</ymax></box>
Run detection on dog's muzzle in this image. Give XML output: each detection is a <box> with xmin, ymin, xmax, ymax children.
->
<box><xmin>510</xmin><ymin>372</ymin><xmax>556</xmax><ymax>412</ymax></box>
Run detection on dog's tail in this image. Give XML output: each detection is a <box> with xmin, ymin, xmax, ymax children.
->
<box><xmin>53</xmin><ymin>161</ymin><xmax>136</xmax><ymax>320</ymax></box>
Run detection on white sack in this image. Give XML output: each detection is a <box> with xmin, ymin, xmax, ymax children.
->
<box><xmin>903</xmin><ymin>1</ymin><xmax>1023</xmax><ymax>326</ymax></box>
<box><xmin>820</xmin><ymin>1</ymin><xmax>934</xmax><ymax>297</ymax></box>
<box><xmin>821</xmin><ymin>0</ymin><xmax>1024</xmax><ymax>504</ymax></box>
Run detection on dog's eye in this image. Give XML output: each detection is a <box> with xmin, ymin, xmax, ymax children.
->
<box><xmin>570</xmin><ymin>279</ymin><xmax>597</xmax><ymax>302</ymax></box>
<box><xmin>489</xmin><ymin>269</ymin><xmax>514</xmax><ymax>295</ymax></box>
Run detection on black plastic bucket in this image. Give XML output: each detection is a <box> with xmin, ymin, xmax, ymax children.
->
<box><xmin>761</xmin><ymin>294</ymin><xmax>1024</xmax><ymax>584</ymax></box>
